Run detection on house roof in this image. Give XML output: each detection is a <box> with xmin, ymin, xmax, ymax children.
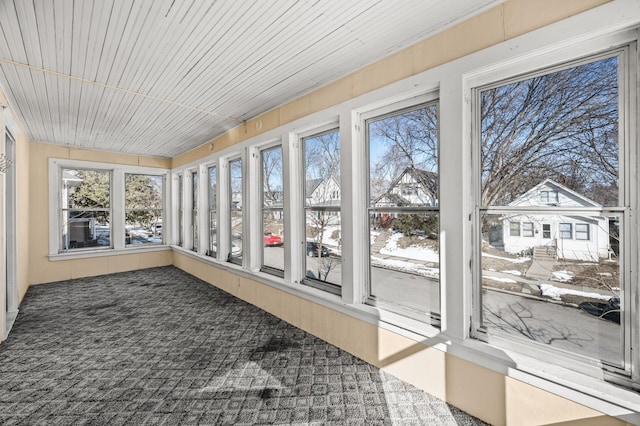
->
<box><xmin>389</xmin><ymin>166</ymin><xmax>438</xmax><ymax>196</ymax></box>
<box><xmin>372</xmin><ymin>193</ymin><xmax>411</xmax><ymax>206</ymax></box>
<box><xmin>305</xmin><ymin>178</ymin><xmax>323</xmax><ymax>198</ymax></box>
<box><xmin>508</xmin><ymin>178</ymin><xmax>602</xmax><ymax>208</ymax></box>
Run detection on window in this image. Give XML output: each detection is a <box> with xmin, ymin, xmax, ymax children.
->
<box><xmin>558</xmin><ymin>223</ymin><xmax>572</xmax><ymax>239</ymax></box>
<box><xmin>261</xmin><ymin>146</ymin><xmax>284</xmax><ymax>274</ymax></box>
<box><xmin>229</xmin><ymin>158</ymin><xmax>243</xmax><ymax>264</ymax></box>
<box><xmin>575</xmin><ymin>223</ymin><xmax>590</xmax><ymax>240</ymax></box>
<box><xmin>207</xmin><ymin>166</ymin><xmax>217</xmax><ymax>258</ymax></box>
<box><xmin>303</xmin><ymin>129</ymin><xmax>341</xmax><ymax>293</ymax></box>
<box><xmin>53</xmin><ymin>160</ymin><xmax>168</xmax><ymax>254</ymax></box>
<box><xmin>125</xmin><ymin>174</ymin><xmax>163</xmax><ymax>246</ymax></box>
<box><xmin>509</xmin><ymin>222</ymin><xmax>520</xmax><ymax>237</ymax></box>
<box><xmin>61</xmin><ymin>168</ymin><xmax>111</xmax><ymax>250</ymax></box>
<box><xmin>367</xmin><ymin>100</ymin><xmax>439</xmax><ymax>322</ymax></box>
<box><xmin>540</xmin><ymin>190</ymin><xmax>559</xmax><ymax>203</ymax></box>
<box><xmin>522</xmin><ymin>222</ymin><xmax>534</xmax><ymax>237</ymax></box>
<box><xmin>178</xmin><ymin>174</ymin><xmax>184</xmax><ymax>246</ymax></box>
<box><xmin>475</xmin><ymin>50</ymin><xmax>629</xmax><ymax>381</ymax></box>
<box><xmin>191</xmin><ymin>171</ymin><xmax>199</xmax><ymax>252</ymax></box>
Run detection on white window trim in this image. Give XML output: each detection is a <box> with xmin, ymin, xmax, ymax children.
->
<box><xmin>48</xmin><ymin>158</ymin><xmax>169</xmax><ymax>259</ymax></box>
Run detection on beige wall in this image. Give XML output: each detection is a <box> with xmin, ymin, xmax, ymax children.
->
<box><xmin>28</xmin><ymin>142</ymin><xmax>173</xmax><ymax>285</ymax></box>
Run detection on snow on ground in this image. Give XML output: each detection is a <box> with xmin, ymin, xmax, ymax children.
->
<box><xmin>371</xmin><ymin>256</ymin><xmax>439</xmax><ymax>279</ymax></box>
<box><xmin>539</xmin><ymin>283</ymin><xmax>611</xmax><ymax>302</ymax></box>
<box><xmin>501</xmin><ymin>270</ymin><xmax>522</xmax><ymax>276</ymax></box>
<box><xmin>551</xmin><ymin>270</ymin><xmax>574</xmax><ymax>282</ymax></box>
<box><xmin>482</xmin><ymin>253</ymin><xmax>530</xmax><ymax>264</ymax></box>
<box><xmin>320</xmin><ymin>226</ymin><xmax>341</xmax><ymax>247</ymax></box>
<box><xmin>484</xmin><ymin>276</ymin><xmax>517</xmax><ymax>284</ymax></box>
<box><xmin>380</xmin><ymin>232</ymin><xmax>439</xmax><ymax>262</ymax></box>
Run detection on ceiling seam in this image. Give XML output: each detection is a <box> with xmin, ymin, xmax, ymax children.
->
<box><xmin>0</xmin><ymin>56</ymin><xmax>245</xmax><ymax>124</ymax></box>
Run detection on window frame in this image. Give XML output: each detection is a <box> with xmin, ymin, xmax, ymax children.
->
<box><xmin>260</xmin><ymin>143</ymin><xmax>285</xmax><ymax>277</ymax></box>
<box><xmin>301</xmin><ymin>126</ymin><xmax>342</xmax><ymax>295</ymax></box>
<box><xmin>228</xmin><ymin>156</ymin><xmax>244</xmax><ymax>265</ymax></box>
<box><xmin>124</xmin><ymin>172</ymin><xmax>164</xmax><ymax>247</ymax></box>
<box><xmin>469</xmin><ymin>43</ymin><xmax>637</xmax><ymax>388</ymax></box>
<box><xmin>363</xmin><ymin>96</ymin><xmax>441</xmax><ymax>324</ymax></box>
<box><xmin>207</xmin><ymin>164</ymin><xmax>218</xmax><ymax>258</ymax></box>
<box><xmin>575</xmin><ymin>223</ymin><xmax>590</xmax><ymax>241</ymax></box>
<box><xmin>49</xmin><ymin>158</ymin><xmax>169</xmax><ymax>258</ymax></box>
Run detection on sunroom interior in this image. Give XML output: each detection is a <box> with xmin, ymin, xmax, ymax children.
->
<box><xmin>1</xmin><ymin>0</ymin><xmax>640</xmax><ymax>424</ymax></box>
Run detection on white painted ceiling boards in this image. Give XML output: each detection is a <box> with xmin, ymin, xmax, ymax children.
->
<box><xmin>0</xmin><ymin>0</ymin><xmax>499</xmax><ymax>158</ymax></box>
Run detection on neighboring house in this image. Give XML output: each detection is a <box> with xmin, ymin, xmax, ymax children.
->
<box><xmin>502</xmin><ymin>179</ymin><xmax>612</xmax><ymax>261</ymax></box>
<box><xmin>373</xmin><ymin>166</ymin><xmax>438</xmax><ymax>208</ymax></box>
<box><xmin>306</xmin><ymin>176</ymin><xmax>341</xmax><ymax>207</ymax></box>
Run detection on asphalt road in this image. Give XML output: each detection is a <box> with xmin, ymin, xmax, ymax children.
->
<box><xmin>263</xmin><ymin>246</ymin><xmax>622</xmax><ymax>365</ymax></box>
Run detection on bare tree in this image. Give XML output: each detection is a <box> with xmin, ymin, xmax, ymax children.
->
<box><xmin>480</xmin><ymin>57</ymin><xmax>619</xmax><ymax>206</ymax></box>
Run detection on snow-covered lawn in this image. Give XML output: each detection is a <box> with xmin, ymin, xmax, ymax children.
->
<box><xmin>484</xmin><ymin>276</ymin><xmax>518</xmax><ymax>284</ymax></box>
<box><xmin>551</xmin><ymin>270</ymin><xmax>574</xmax><ymax>282</ymax></box>
<box><xmin>482</xmin><ymin>252</ymin><xmax>530</xmax><ymax>264</ymax></box>
<box><xmin>380</xmin><ymin>232</ymin><xmax>439</xmax><ymax>263</ymax></box>
<box><xmin>539</xmin><ymin>283</ymin><xmax>611</xmax><ymax>302</ymax></box>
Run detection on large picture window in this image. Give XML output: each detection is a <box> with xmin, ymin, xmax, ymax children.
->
<box><xmin>125</xmin><ymin>174</ymin><xmax>163</xmax><ymax>246</ymax></box>
<box><xmin>303</xmin><ymin>129</ymin><xmax>341</xmax><ymax>293</ymax></box>
<box><xmin>475</xmin><ymin>51</ymin><xmax>629</xmax><ymax>377</ymax></box>
<box><xmin>61</xmin><ymin>168</ymin><xmax>111</xmax><ymax>250</ymax></box>
<box><xmin>261</xmin><ymin>146</ymin><xmax>284</xmax><ymax>274</ymax></box>
<box><xmin>366</xmin><ymin>101</ymin><xmax>440</xmax><ymax>322</ymax></box>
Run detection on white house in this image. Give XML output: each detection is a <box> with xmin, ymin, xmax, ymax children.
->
<box><xmin>373</xmin><ymin>167</ymin><xmax>438</xmax><ymax>208</ymax></box>
<box><xmin>306</xmin><ymin>176</ymin><xmax>341</xmax><ymax>207</ymax></box>
<box><xmin>502</xmin><ymin>179</ymin><xmax>612</xmax><ymax>261</ymax></box>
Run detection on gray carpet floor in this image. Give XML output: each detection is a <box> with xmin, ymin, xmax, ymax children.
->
<box><xmin>0</xmin><ymin>266</ymin><xmax>488</xmax><ymax>425</ymax></box>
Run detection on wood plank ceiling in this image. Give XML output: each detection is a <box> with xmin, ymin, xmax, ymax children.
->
<box><xmin>0</xmin><ymin>0</ymin><xmax>500</xmax><ymax>158</ymax></box>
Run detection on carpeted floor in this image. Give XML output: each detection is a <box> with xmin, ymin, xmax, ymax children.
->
<box><xmin>0</xmin><ymin>266</ymin><xmax>487</xmax><ymax>425</ymax></box>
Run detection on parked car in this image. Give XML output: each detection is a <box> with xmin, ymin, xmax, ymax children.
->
<box><xmin>263</xmin><ymin>232</ymin><xmax>282</xmax><ymax>247</ymax></box>
<box><xmin>306</xmin><ymin>241</ymin><xmax>329</xmax><ymax>257</ymax></box>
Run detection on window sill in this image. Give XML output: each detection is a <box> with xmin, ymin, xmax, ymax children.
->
<box><xmin>48</xmin><ymin>244</ymin><xmax>171</xmax><ymax>261</ymax></box>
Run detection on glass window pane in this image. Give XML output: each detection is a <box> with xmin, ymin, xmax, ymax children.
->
<box><xmin>62</xmin><ymin>210</ymin><xmax>111</xmax><ymax>249</ymax></box>
<box><xmin>262</xmin><ymin>146</ymin><xmax>284</xmax><ymax>272</ymax></box>
<box><xmin>480</xmin><ymin>212</ymin><xmax>623</xmax><ymax>367</ymax></box>
<box><xmin>481</xmin><ymin>57</ymin><xmax>619</xmax><ymax>208</ymax></box>
<box><xmin>367</xmin><ymin>102</ymin><xmax>440</xmax><ymax>321</ymax></box>
<box><xmin>192</xmin><ymin>172</ymin><xmax>198</xmax><ymax>252</ymax></box>
<box><xmin>368</xmin><ymin>104</ymin><xmax>438</xmax><ymax>207</ymax></box>
<box><xmin>370</xmin><ymin>212</ymin><xmax>439</xmax><ymax>316</ymax></box>
<box><xmin>61</xmin><ymin>168</ymin><xmax>111</xmax><ymax>251</ymax></box>
<box><xmin>304</xmin><ymin>130</ymin><xmax>340</xmax><ymax>208</ymax></box>
<box><xmin>208</xmin><ymin>166</ymin><xmax>217</xmax><ymax>257</ymax></box>
<box><xmin>263</xmin><ymin>210</ymin><xmax>284</xmax><ymax>270</ymax></box>
<box><xmin>178</xmin><ymin>174</ymin><xmax>184</xmax><ymax>246</ymax></box>
<box><xmin>305</xmin><ymin>210</ymin><xmax>342</xmax><ymax>286</ymax></box>
<box><xmin>230</xmin><ymin>159</ymin><xmax>243</xmax><ymax>262</ymax></box>
<box><xmin>125</xmin><ymin>174</ymin><xmax>163</xmax><ymax>245</ymax></box>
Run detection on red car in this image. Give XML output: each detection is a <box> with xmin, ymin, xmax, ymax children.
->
<box><xmin>263</xmin><ymin>232</ymin><xmax>282</xmax><ymax>246</ymax></box>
